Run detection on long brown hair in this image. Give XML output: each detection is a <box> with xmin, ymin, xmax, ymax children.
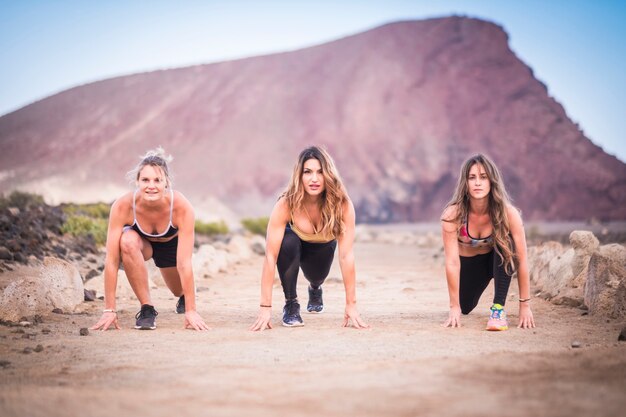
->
<box><xmin>443</xmin><ymin>154</ymin><xmax>517</xmax><ymax>273</ymax></box>
<box><xmin>282</xmin><ymin>146</ymin><xmax>348</xmax><ymax>238</ymax></box>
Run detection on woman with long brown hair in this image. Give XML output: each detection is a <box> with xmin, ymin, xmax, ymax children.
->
<box><xmin>249</xmin><ymin>146</ymin><xmax>369</xmax><ymax>330</ymax></box>
<box><xmin>441</xmin><ymin>154</ymin><xmax>535</xmax><ymax>330</ymax></box>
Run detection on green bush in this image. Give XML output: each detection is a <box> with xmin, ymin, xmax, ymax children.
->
<box><xmin>62</xmin><ymin>202</ymin><xmax>111</xmax><ymax>219</ymax></box>
<box><xmin>0</xmin><ymin>191</ymin><xmax>44</xmax><ymax>210</ymax></box>
<box><xmin>195</xmin><ymin>220</ymin><xmax>229</xmax><ymax>236</ymax></box>
<box><xmin>61</xmin><ymin>215</ymin><xmax>108</xmax><ymax>245</ymax></box>
<box><xmin>241</xmin><ymin>217</ymin><xmax>269</xmax><ymax>236</ymax></box>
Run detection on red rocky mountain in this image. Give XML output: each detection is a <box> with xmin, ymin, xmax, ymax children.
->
<box><xmin>1</xmin><ymin>17</ymin><xmax>624</xmax><ymax>222</ymax></box>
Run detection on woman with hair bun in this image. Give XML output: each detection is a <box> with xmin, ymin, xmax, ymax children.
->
<box><xmin>250</xmin><ymin>146</ymin><xmax>369</xmax><ymax>331</ymax></box>
<box><xmin>441</xmin><ymin>154</ymin><xmax>535</xmax><ymax>331</ymax></box>
<box><xmin>90</xmin><ymin>147</ymin><xmax>209</xmax><ymax>331</ymax></box>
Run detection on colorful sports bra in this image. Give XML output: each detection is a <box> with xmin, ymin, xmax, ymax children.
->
<box><xmin>130</xmin><ymin>189</ymin><xmax>178</xmax><ymax>240</ymax></box>
<box><xmin>457</xmin><ymin>216</ymin><xmax>494</xmax><ymax>249</ymax></box>
<box><xmin>289</xmin><ymin>211</ymin><xmax>335</xmax><ymax>243</ymax></box>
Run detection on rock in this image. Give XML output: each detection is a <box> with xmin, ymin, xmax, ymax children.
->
<box><xmin>19</xmin><ymin>321</ymin><xmax>31</xmax><ymax>327</ymax></box>
<box><xmin>79</xmin><ymin>328</ymin><xmax>89</xmax><ymax>336</ymax></box>
<box><xmin>0</xmin><ymin>360</ymin><xmax>11</xmax><ymax>368</ymax></box>
<box><xmin>527</xmin><ymin>242</ymin><xmax>565</xmax><ymax>288</ymax></box>
<box><xmin>542</xmin><ymin>248</ymin><xmax>575</xmax><ymax>299</ymax></box>
<box><xmin>84</xmin><ymin>269</ymin><xmax>100</xmax><ymax>280</ymax></box>
<box><xmin>22</xmin><ymin>347</ymin><xmax>33</xmax><ymax>354</ymax></box>
<box><xmin>52</xmin><ymin>308</ymin><xmax>64</xmax><ymax>314</ymax></box>
<box><xmin>584</xmin><ymin>244</ymin><xmax>626</xmax><ymax>319</ymax></box>
<box><xmin>227</xmin><ymin>235</ymin><xmax>253</xmax><ymax>261</ymax></box>
<box><xmin>192</xmin><ymin>244</ymin><xmax>229</xmax><ymax>277</ymax></box>
<box><xmin>0</xmin><ymin>257</ymin><xmax>84</xmax><ymax>322</ymax></box>
<box><xmin>0</xmin><ymin>246</ymin><xmax>12</xmax><ymax>261</ymax></box>
<box><xmin>249</xmin><ymin>234</ymin><xmax>266</xmax><ymax>256</ymax></box>
<box><xmin>34</xmin><ymin>344</ymin><xmax>44</xmax><ymax>352</ymax></box>
<box><xmin>618</xmin><ymin>327</ymin><xmax>626</xmax><ymax>342</ymax></box>
<box><xmin>571</xmin><ymin>341</ymin><xmax>581</xmax><ymax>348</ymax></box>
<box><xmin>41</xmin><ymin>328</ymin><xmax>51</xmax><ymax>334</ymax></box>
<box><xmin>84</xmin><ymin>289</ymin><xmax>97</xmax><ymax>301</ymax></box>
<box><xmin>569</xmin><ymin>231</ymin><xmax>599</xmax><ymax>287</ymax></box>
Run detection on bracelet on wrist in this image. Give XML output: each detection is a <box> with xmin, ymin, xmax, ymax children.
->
<box><xmin>103</xmin><ymin>309</ymin><xmax>117</xmax><ymax>313</ymax></box>
<box><xmin>260</xmin><ymin>304</ymin><xmax>271</xmax><ymax>308</ymax></box>
<box><xmin>518</xmin><ymin>298</ymin><xmax>531</xmax><ymax>303</ymax></box>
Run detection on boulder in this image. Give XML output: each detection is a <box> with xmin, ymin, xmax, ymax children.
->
<box><xmin>542</xmin><ymin>248</ymin><xmax>575</xmax><ymax>299</ymax></box>
<box><xmin>527</xmin><ymin>241</ymin><xmax>565</xmax><ymax>289</ymax></box>
<box><xmin>0</xmin><ymin>257</ymin><xmax>84</xmax><ymax>322</ymax></box>
<box><xmin>569</xmin><ymin>231</ymin><xmax>600</xmax><ymax>287</ymax></box>
<box><xmin>584</xmin><ymin>244</ymin><xmax>626</xmax><ymax>319</ymax></box>
<box><xmin>227</xmin><ymin>235</ymin><xmax>253</xmax><ymax>261</ymax></box>
<box><xmin>249</xmin><ymin>234</ymin><xmax>266</xmax><ymax>256</ymax></box>
<box><xmin>192</xmin><ymin>244</ymin><xmax>229</xmax><ymax>277</ymax></box>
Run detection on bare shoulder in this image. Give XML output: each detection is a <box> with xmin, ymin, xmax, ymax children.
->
<box><xmin>272</xmin><ymin>196</ymin><xmax>291</xmax><ymax>223</ymax></box>
<box><xmin>342</xmin><ymin>197</ymin><xmax>355</xmax><ymax>215</ymax></box>
<box><xmin>506</xmin><ymin>204</ymin><xmax>523</xmax><ymax>223</ymax></box>
<box><xmin>110</xmin><ymin>192</ymin><xmax>133</xmax><ymax>220</ymax></box>
<box><xmin>172</xmin><ymin>190</ymin><xmax>194</xmax><ymax>218</ymax></box>
<box><xmin>441</xmin><ymin>204</ymin><xmax>458</xmax><ymax>222</ymax></box>
<box><xmin>440</xmin><ymin>205</ymin><xmax>459</xmax><ymax>233</ymax></box>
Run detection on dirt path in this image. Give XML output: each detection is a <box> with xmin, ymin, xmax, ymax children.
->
<box><xmin>1</xmin><ymin>242</ymin><xmax>625</xmax><ymax>417</ymax></box>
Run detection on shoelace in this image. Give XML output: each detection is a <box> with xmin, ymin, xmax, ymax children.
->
<box><xmin>285</xmin><ymin>302</ymin><xmax>300</xmax><ymax>316</ymax></box>
<box><xmin>490</xmin><ymin>309</ymin><xmax>503</xmax><ymax>320</ymax></box>
<box><xmin>136</xmin><ymin>306</ymin><xmax>158</xmax><ymax>320</ymax></box>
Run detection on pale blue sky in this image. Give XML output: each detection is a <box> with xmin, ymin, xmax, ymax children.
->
<box><xmin>1</xmin><ymin>0</ymin><xmax>624</xmax><ymax>161</ymax></box>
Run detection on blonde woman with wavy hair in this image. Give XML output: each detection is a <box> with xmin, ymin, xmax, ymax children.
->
<box><xmin>250</xmin><ymin>146</ymin><xmax>369</xmax><ymax>330</ymax></box>
<box><xmin>91</xmin><ymin>147</ymin><xmax>209</xmax><ymax>332</ymax></box>
<box><xmin>441</xmin><ymin>154</ymin><xmax>535</xmax><ymax>331</ymax></box>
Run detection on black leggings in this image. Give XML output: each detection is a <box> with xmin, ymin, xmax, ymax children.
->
<box><xmin>459</xmin><ymin>250</ymin><xmax>512</xmax><ymax>314</ymax></box>
<box><xmin>276</xmin><ymin>226</ymin><xmax>337</xmax><ymax>301</ymax></box>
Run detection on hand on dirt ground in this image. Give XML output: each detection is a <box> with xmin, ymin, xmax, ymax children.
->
<box><xmin>343</xmin><ymin>303</ymin><xmax>370</xmax><ymax>329</ymax></box>
<box><xmin>443</xmin><ymin>306</ymin><xmax>462</xmax><ymax>328</ymax></box>
<box><xmin>184</xmin><ymin>310</ymin><xmax>211</xmax><ymax>331</ymax></box>
<box><xmin>90</xmin><ymin>312</ymin><xmax>121</xmax><ymax>331</ymax></box>
<box><xmin>517</xmin><ymin>303</ymin><xmax>535</xmax><ymax>329</ymax></box>
<box><xmin>249</xmin><ymin>308</ymin><xmax>273</xmax><ymax>331</ymax></box>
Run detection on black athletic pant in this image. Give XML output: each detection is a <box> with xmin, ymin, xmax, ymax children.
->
<box><xmin>459</xmin><ymin>250</ymin><xmax>512</xmax><ymax>314</ymax></box>
<box><xmin>276</xmin><ymin>225</ymin><xmax>337</xmax><ymax>301</ymax></box>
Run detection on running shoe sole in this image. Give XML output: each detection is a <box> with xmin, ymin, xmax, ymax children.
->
<box><xmin>135</xmin><ymin>324</ymin><xmax>157</xmax><ymax>330</ymax></box>
<box><xmin>486</xmin><ymin>324</ymin><xmax>508</xmax><ymax>331</ymax></box>
<box><xmin>306</xmin><ymin>306</ymin><xmax>324</xmax><ymax>314</ymax></box>
<box><xmin>282</xmin><ymin>321</ymin><xmax>305</xmax><ymax>327</ymax></box>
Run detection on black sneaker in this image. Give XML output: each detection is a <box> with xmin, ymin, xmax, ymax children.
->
<box><xmin>307</xmin><ymin>286</ymin><xmax>324</xmax><ymax>313</ymax></box>
<box><xmin>282</xmin><ymin>299</ymin><xmax>304</xmax><ymax>327</ymax></box>
<box><xmin>135</xmin><ymin>304</ymin><xmax>158</xmax><ymax>330</ymax></box>
<box><xmin>175</xmin><ymin>295</ymin><xmax>185</xmax><ymax>314</ymax></box>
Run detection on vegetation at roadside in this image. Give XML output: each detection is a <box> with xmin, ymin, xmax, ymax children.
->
<box><xmin>0</xmin><ymin>190</ymin><xmax>45</xmax><ymax>210</ymax></box>
<box><xmin>195</xmin><ymin>220</ymin><xmax>229</xmax><ymax>236</ymax></box>
<box><xmin>241</xmin><ymin>217</ymin><xmax>269</xmax><ymax>236</ymax></box>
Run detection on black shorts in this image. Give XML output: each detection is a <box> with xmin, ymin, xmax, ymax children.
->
<box><xmin>149</xmin><ymin>236</ymin><xmax>178</xmax><ymax>268</ymax></box>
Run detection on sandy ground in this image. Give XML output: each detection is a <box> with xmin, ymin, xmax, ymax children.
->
<box><xmin>1</xmin><ymin>241</ymin><xmax>625</xmax><ymax>417</ymax></box>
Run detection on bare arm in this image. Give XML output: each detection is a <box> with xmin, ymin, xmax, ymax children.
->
<box><xmin>174</xmin><ymin>192</ymin><xmax>209</xmax><ymax>330</ymax></box>
<box><xmin>507</xmin><ymin>205</ymin><xmax>535</xmax><ymax>328</ymax></box>
<box><xmin>90</xmin><ymin>197</ymin><xmax>128</xmax><ymax>330</ymax></box>
<box><xmin>337</xmin><ymin>199</ymin><xmax>369</xmax><ymax>329</ymax></box>
<box><xmin>249</xmin><ymin>198</ymin><xmax>289</xmax><ymax>331</ymax></box>
<box><xmin>441</xmin><ymin>205</ymin><xmax>462</xmax><ymax>327</ymax></box>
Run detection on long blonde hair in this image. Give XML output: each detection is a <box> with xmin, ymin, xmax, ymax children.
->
<box><xmin>282</xmin><ymin>146</ymin><xmax>348</xmax><ymax>238</ymax></box>
<box><xmin>443</xmin><ymin>154</ymin><xmax>517</xmax><ymax>273</ymax></box>
<box><xmin>126</xmin><ymin>147</ymin><xmax>174</xmax><ymax>188</ymax></box>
